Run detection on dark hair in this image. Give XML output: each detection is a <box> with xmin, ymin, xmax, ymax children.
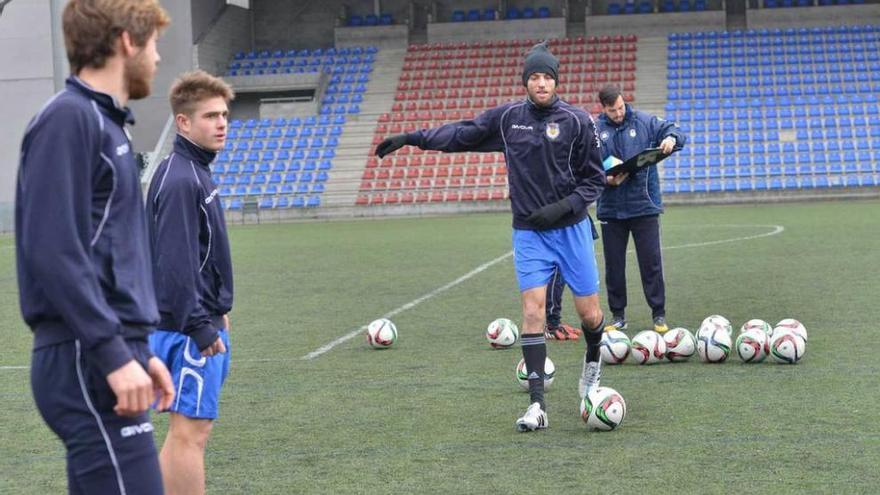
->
<box><xmin>169</xmin><ymin>70</ymin><xmax>235</xmax><ymax>116</ymax></box>
<box><xmin>598</xmin><ymin>84</ymin><xmax>623</xmax><ymax>107</ymax></box>
<box><xmin>63</xmin><ymin>0</ymin><xmax>170</xmax><ymax>73</ymax></box>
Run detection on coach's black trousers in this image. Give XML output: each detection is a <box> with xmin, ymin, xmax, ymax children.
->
<box><xmin>600</xmin><ymin>214</ymin><xmax>666</xmax><ymax>319</ymax></box>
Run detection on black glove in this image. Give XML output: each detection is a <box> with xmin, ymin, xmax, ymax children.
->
<box><xmin>376</xmin><ymin>134</ymin><xmax>408</xmax><ymax>158</ymax></box>
<box><xmin>525</xmin><ymin>198</ymin><xmax>573</xmax><ymax>230</ymax></box>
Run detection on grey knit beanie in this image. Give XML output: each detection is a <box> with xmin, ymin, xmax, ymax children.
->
<box><xmin>522</xmin><ymin>41</ymin><xmax>559</xmax><ymax>86</ymax></box>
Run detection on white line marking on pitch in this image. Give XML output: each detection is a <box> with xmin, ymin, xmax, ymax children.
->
<box><xmin>1</xmin><ymin>224</ymin><xmax>782</xmax><ymax>369</ymax></box>
<box><xmin>300</xmin><ymin>251</ymin><xmax>514</xmax><ymax>360</ymax></box>
<box><xmin>295</xmin><ymin>224</ymin><xmax>784</xmax><ymax>361</ymax></box>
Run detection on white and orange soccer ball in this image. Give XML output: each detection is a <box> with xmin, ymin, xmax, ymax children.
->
<box><xmin>516</xmin><ymin>357</ymin><xmax>556</xmax><ymax>390</ymax></box>
<box><xmin>600</xmin><ymin>330</ymin><xmax>631</xmax><ymax>364</ymax></box>
<box><xmin>485</xmin><ymin>318</ymin><xmax>519</xmax><ymax>349</ymax></box>
<box><xmin>664</xmin><ymin>327</ymin><xmax>696</xmax><ymax>362</ymax></box>
<box><xmin>366</xmin><ymin>318</ymin><xmax>397</xmax><ymax>349</ymax></box>
<box><xmin>580</xmin><ymin>386</ymin><xmax>627</xmax><ymax>431</ymax></box>
<box><xmin>630</xmin><ymin>330</ymin><xmax>666</xmax><ymax>365</ymax></box>
<box><xmin>774</xmin><ymin>318</ymin><xmax>807</xmax><ymax>342</ymax></box>
<box><xmin>740</xmin><ymin>319</ymin><xmax>772</xmax><ymax>337</ymax></box>
<box><xmin>697</xmin><ymin>320</ymin><xmax>732</xmax><ymax>363</ymax></box>
<box><xmin>736</xmin><ymin>328</ymin><xmax>769</xmax><ymax>363</ymax></box>
<box><xmin>769</xmin><ymin>328</ymin><xmax>806</xmax><ymax>364</ymax></box>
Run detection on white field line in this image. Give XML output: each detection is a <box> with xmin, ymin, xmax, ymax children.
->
<box><xmin>1</xmin><ymin>224</ymin><xmax>784</xmax><ymax>369</ymax></box>
<box><xmin>296</xmin><ymin>223</ymin><xmax>784</xmax><ymax>361</ymax></box>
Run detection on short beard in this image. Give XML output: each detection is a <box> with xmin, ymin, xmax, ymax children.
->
<box><xmin>124</xmin><ymin>50</ymin><xmax>153</xmax><ymax>101</ymax></box>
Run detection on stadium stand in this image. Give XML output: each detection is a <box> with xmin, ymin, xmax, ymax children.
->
<box><xmin>662</xmin><ymin>24</ymin><xmax>880</xmax><ymax>194</ymax></box>
<box><xmin>225</xmin><ymin>46</ymin><xmax>377</xmax><ymax>77</ymax></box>
<box><xmin>357</xmin><ymin>36</ymin><xmax>638</xmax><ymax>206</ymax></box>
<box><xmin>216</xmin><ymin>46</ymin><xmax>376</xmax><ymax>209</ymax></box>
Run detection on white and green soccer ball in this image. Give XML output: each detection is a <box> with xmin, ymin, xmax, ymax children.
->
<box><xmin>774</xmin><ymin>318</ymin><xmax>807</xmax><ymax>342</ymax></box>
<box><xmin>630</xmin><ymin>330</ymin><xmax>666</xmax><ymax>365</ymax></box>
<box><xmin>366</xmin><ymin>318</ymin><xmax>397</xmax><ymax>349</ymax></box>
<box><xmin>740</xmin><ymin>319</ymin><xmax>772</xmax><ymax>337</ymax></box>
<box><xmin>697</xmin><ymin>320</ymin><xmax>732</xmax><ymax>363</ymax></box>
<box><xmin>580</xmin><ymin>386</ymin><xmax>627</xmax><ymax>431</ymax></box>
<box><xmin>702</xmin><ymin>314</ymin><xmax>733</xmax><ymax>338</ymax></box>
<box><xmin>600</xmin><ymin>330</ymin><xmax>631</xmax><ymax>364</ymax></box>
<box><xmin>485</xmin><ymin>318</ymin><xmax>519</xmax><ymax>349</ymax></box>
<box><xmin>516</xmin><ymin>357</ymin><xmax>555</xmax><ymax>390</ymax></box>
<box><xmin>736</xmin><ymin>328</ymin><xmax>769</xmax><ymax>363</ymax></box>
<box><xmin>663</xmin><ymin>327</ymin><xmax>696</xmax><ymax>362</ymax></box>
<box><xmin>769</xmin><ymin>328</ymin><xmax>806</xmax><ymax>364</ymax></box>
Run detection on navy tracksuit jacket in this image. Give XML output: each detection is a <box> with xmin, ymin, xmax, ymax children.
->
<box><xmin>596</xmin><ymin>105</ymin><xmax>687</xmax><ymax>319</ymax></box>
<box><xmin>146</xmin><ymin>135</ymin><xmax>234</xmax><ymax>351</ymax></box>
<box><xmin>547</xmin><ymin>105</ymin><xmax>687</xmax><ymax>324</ymax></box>
<box><xmin>16</xmin><ymin>76</ymin><xmax>164</xmax><ymax>494</ymax></box>
<box><xmin>405</xmin><ymin>96</ymin><xmax>606</xmax><ymax>230</ymax></box>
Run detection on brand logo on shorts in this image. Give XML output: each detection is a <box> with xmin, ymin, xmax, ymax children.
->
<box><xmin>545</xmin><ymin>123</ymin><xmax>560</xmax><ymax>140</ymax></box>
<box><xmin>120</xmin><ymin>422</ymin><xmax>154</xmax><ymax>438</ymax></box>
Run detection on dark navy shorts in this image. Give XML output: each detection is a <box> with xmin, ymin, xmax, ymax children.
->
<box><xmin>31</xmin><ymin>339</ymin><xmax>163</xmax><ymax>495</ymax></box>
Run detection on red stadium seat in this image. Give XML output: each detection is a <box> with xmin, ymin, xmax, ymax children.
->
<box><xmin>356</xmin><ymin>195</ymin><xmax>369</xmax><ymax>205</ymax></box>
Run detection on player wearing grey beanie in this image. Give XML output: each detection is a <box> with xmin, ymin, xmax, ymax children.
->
<box><xmin>522</xmin><ymin>41</ymin><xmax>559</xmax><ymax>87</ymax></box>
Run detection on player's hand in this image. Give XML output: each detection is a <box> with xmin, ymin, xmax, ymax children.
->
<box><xmin>201</xmin><ymin>335</ymin><xmax>227</xmax><ymax>357</ymax></box>
<box><xmin>147</xmin><ymin>357</ymin><xmax>175</xmax><ymax>412</ymax></box>
<box><xmin>376</xmin><ymin>134</ymin><xmax>407</xmax><ymax>158</ymax></box>
<box><xmin>525</xmin><ymin>198</ymin><xmax>573</xmax><ymax>230</ymax></box>
<box><xmin>659</xmin><ymin>136</ymin><xmax>676</xmax><ymax>154</ymax></box>
<box><xmin>106</xmin><ymin>360</ymin><xmax>154</xmax><ymax>417</ymax></box>
<box><xmin>607</xmin><ymin>172</ymin><xmax>629</xmax><ymax>186</ymax></box>
<box><xmin>223</xmin><ymin>314</ymin><xmax>231</xmax><ymax>332</ymax></box>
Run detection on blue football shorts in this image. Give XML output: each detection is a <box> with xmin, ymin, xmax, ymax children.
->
<box><xmin>512</xmin><ymin>219</ymin><xmax>600</xmax><ymax>297</ymax></box>
<box><xmin>149</xmin><ymin>329</ymin><xmax>230</xmax><ymax>420</ymax></box>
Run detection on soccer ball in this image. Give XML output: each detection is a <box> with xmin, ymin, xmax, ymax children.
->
<box><xmin>366</xmin><ymin>318</ymin><xmax>397</xmax><ymax>349</ymax></box>
<box><xmin>740</xmin><ymin>319</ymin><xmax>772</xmax><ymax>336</ymax></box>
<box><xmin>485</xmin><ymin>318</ymin><xmax>519</xmax><ymax>349</ymax></box>
<box><xmin>697</xmin><ymin>321</ymin><xmax>732</xmax><ymax>363</ymax></box>
<box><xmin>774</xmin><ymin>318</ymin><xmax>807</xmax><ymax>342</ymax></box>
<box><xmin>516</xmin><ymin>357</ymin><xmax>556</xmax><ymax>390</ymax></box>
<box><xmin>630</xmin><ymin>331</ymin><xmax>666</xmax><ymax>365</ymax></box>
<box><xmin>580</xmin><ymin>386</ymin><xmax>627</xmax><ymax>431</ymax></box>
<box><xmin>600</xmin><ymin>330</ymin><xmax>631</xmax><ymax>364</ymax></box>
<box><xmin>736</xmin><ymin>328</ymin><xmax>769</xmax><ymax>363</ymax></box>
<box><xmin>769</xmin><ymin>329</ymin><xmax>806</xmax><ymax>364</ymax></box>
<box><xmin>702</xmin><ymin>314</ymin><xmax>733</xmax><ymax>337</ymax></box>
<box><xmin>663</xmin><ymin>327</ymin><xmax>696</xmax><ymax>362</ymax></box>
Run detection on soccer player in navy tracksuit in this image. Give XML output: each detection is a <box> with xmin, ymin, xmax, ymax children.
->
<box><xmin>146</xmin><ymin>70</ymin><xmax>235</xmax><ymax>495</ymax></box>
<box><xmin>15</xmin><ymin>2</ymin><xmax>173</xmax><ymax>494</ymax></box>
<box><xmin>376</xmin><ymin>42</ymin><xmax>607</xmax><ymax>431</ymax></box>
<box><xmin>595</xmin><ymin>84</ymin><xmax>687</xmax><ymax>334</ymax></box>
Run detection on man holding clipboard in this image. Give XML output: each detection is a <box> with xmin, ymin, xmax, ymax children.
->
<box><xmin>595</xmin><ymin>84</ymin><xmax>686</xmax><ymax>334</ymax></box>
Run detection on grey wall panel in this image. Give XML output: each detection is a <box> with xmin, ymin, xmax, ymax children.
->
<box><xmin>0</xmin><ymin>41</ymin><xmax>54</xmax><ymax>79</ymax></box>
<box><xmin>191</xmin><ymin>0</ymin><xmax>227</xmax><ymax>43</ymax></box>
<box><xmin>252</xmin><ymin>0</ymin><xmax>342</xmax><ymax>50</ymax></box>
<box><xmin>195</xmin><ymin>5</ymin><xmax>252</xmax><ymax>76</ymax></box>
<box><xmin>0</xmin><ymin>79</ymin><xmax>56</xmax><ymax>205</ymax></box>
<box><xmin>0</xmin><ymin>0</ymin><xmax>55</xmax><ymax>208</ymax></box>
